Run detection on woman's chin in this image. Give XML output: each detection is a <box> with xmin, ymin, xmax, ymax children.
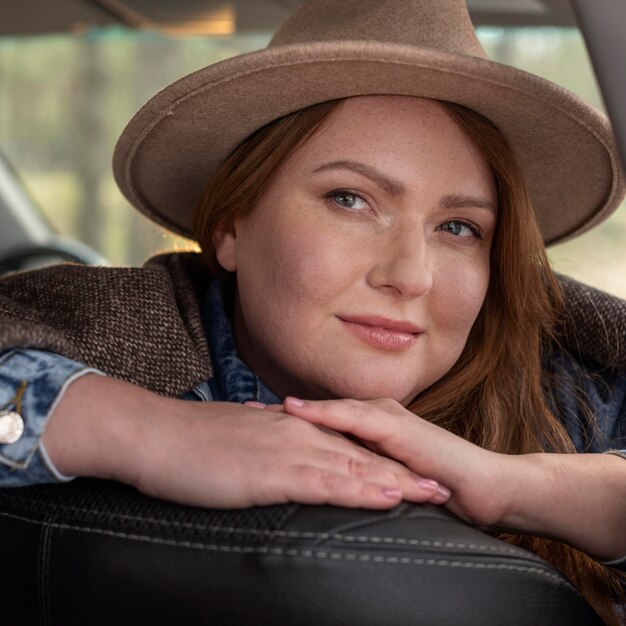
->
<box><xmin>317</xmin><ymin>376</ymin><xmax>422</xmax><ymax>406</ymax></box>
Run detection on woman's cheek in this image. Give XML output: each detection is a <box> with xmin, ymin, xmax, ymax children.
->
<box><xmin>278</xmin><ymin>228</ymin><xmax>361</xmax><ymax>302</ymax></box>
<box><xmin>432</xmin><ymin>257</ymin><xmax>489</xmax><ymax>334</ymax></box>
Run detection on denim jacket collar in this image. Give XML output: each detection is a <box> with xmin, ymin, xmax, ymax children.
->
<box><xmin>201</xmin><ymin>279</ymin><xmax>281</xmax><ymax>405</ymax></box>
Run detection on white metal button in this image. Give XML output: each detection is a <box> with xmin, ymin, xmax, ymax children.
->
<box><xmin>0</xmin><ymin>411</ymin><xmax>25</xmax><ymax>444</ymax></box>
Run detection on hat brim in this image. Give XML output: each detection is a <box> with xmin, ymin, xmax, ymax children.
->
<box><xmin>113</xmin><ymin>41</ymin><xmax>625</xmax><ymax>245</ymax></box>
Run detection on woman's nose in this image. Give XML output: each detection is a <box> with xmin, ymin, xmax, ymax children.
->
<box><xmin>366</xmin><ymin>231</ymin><xmax>433</xmax><ymax>299</ymax></box>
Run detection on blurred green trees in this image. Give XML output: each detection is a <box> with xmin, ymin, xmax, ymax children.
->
<box><xmin>0</xmin><ymin>29</ymin><xmax>269</xmax><ymax>265</ymax></box>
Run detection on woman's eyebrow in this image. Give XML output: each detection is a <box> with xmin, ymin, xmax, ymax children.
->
<box><xmin>441</xmin><ymin>193</ymin><xmax>497</xmax><ymax>214</ymax></box>
<box><xmin>312</xmin><ymin>160</ymin><xmax>405</xmax><ymax>197</ymax></box>
<box><xmin>313</xmin><ymin>162</ymin><xmax>496</xmax><ymax>213</ymax></box>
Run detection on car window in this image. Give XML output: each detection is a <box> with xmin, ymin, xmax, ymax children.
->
<box><xmin>1</xmin><ymin>25</ymin><xmax>624</xmax><ymax>296</ymax></box>
<box><xmin>480</xmin><ymin>27</ymin><xmax>626</xmax><ymax>297</ymax></box>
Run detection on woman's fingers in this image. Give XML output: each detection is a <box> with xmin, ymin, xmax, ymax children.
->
<box><xmin>310</xmin><ymin>448</ymin><xmax>451</xmax><ymax>504</ymax></box>
<box><xmin>280</xmin><ymin>396</ymin><xmax>456</xmax><ymax>503</ymax></box>
<box><xmin>221</xmin><ymin>406</ymin><xmax>451</xmax><ymax>507</ymax></box>
<box><xmin>283</xmin><ymin>396</ymin><xmax>405</xmax><ymax>443</ymax></box>
<box><xmin>239</xmin><ymin>411</ymin><xmax>449</xmax><ymax>505</ymax></box>
<box><xmin>139</xmin><ymin>396</ymin><xmax>450</xmax><ymax>509</ymax></box>
<box><xmin>283</xmin><ymin>465</ymin><xmax>402</xmax><ymax>509</ymax></box>
<box><xmin>281</xmin><ymin>463</ymin><xmax>449</xmax><ymax>508</ymax></box>
<box><xmin>276</xmin><ymin>402</ymin><xmax>452</xmax><ymax>505</ymax></box>
<box><xmin>250</xmin><ymin>397</ymin><xmax>452</xmax><ymax>504</ymax></box>
<box><xmin>283</xmin><ymin>397</ymin><xmax>511</xmax><ymax>516</ymax></box>
<box><xmin>287</xmin><ymin>471</ymin><xmax>447</xmax><ymax>509</ymax></box>
<box><xmin>282</xmin><ymin>396</ymin><xmax>424</xmax><ymax>470</ymax></box>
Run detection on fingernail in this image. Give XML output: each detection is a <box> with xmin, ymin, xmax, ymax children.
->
<box><xmin>382</xmin><ymin>488</ymin><xmax>402</xmax><ymax>499</ymax></box>
<box><xmin>437</xmin><ymin>486</ymin><xmax>451</xmax><ymax>499</ymax></box>
<box><xmin>416</xmin><ymin>479</ymin><xmax>439</xmax><ymax>491</ymax></box>
<box><xmin>244</xmin><ymin>401</ymin><xmax>266</xmax><ymax>408</ymax></box>
<box><xmin>285</xmin><ymin>396</ymin><xmax>305</xmax><ymax>407</ymax></box>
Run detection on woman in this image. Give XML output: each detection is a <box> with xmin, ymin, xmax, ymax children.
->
<box><xmin>0</xmin><ymin>0</ymin><xmax>624</xmax><ymax>621</ymax></box>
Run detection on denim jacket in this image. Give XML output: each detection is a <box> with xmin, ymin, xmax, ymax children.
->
<box><xmin>187</xmin><ymin>280</ymin><xmax>281</xmax><ymax>406</ymax></box>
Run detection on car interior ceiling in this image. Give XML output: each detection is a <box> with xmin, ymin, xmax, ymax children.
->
<box><xmin>0</xmin><ymin>0</ymin><xmax>578</xmax><ymax>37</ymax></box>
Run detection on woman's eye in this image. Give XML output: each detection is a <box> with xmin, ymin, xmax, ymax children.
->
<box><xmin>326</xmin><ymin>191</ymin><xmax>368</xmax><ymax>211</ymax></box>
<box><xmin>437</xmin><ymin>220</ymin><xmax>481</xmax><ymax>238</ymax></box>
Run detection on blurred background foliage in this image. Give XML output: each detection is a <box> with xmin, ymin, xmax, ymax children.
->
<box><xmin>0</xmin><ymin>26</ymin><xmax>625</xmax><ymax>296</ymax></box>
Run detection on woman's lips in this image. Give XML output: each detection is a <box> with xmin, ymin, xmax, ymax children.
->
<box><xmin>338</xmin><ymin>315</ymin><xmax>423</xmax><ymax>351</ymax></box>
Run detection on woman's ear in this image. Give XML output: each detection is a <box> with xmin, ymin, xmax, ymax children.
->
<box><xmin>213</xmin><ymin>218</ymin><xmax>238</xmax><ymax>272</ymax></box>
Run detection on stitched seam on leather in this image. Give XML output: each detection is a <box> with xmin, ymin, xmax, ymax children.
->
<box><xmin>37</xmin><ymin>522</ymin><xmax>52</xmax><ymax>626</ymax></box>
<box><xmin>0</xmin><ymin>499</ymin><xmax>528</xmax><ymax>558</ymax></box>
<box><xmin>0</xmin><ymin>511</ymin><xmax>570</xmax><ymax>589</ymax></box>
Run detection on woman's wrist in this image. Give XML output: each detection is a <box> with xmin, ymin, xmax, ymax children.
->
<box><xmin>42</xmin><ymin>374</ymin><xmax>158</xmax><ymax>484</ymax></box>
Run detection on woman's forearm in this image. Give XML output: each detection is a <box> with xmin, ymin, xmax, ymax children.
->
<box><xmin>41</xmin><ymin>373</ymin><xmax>154</xmax><ymax>483</ymax></box>
<box><xmin>495</xmin><ymin>452</ymin><xmax>626</xmax><ymax>562</ymax></box>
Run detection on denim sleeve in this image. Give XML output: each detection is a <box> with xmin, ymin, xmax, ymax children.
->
<box><xmin>0</xmin><ymin>349</ymin><xmax>103</xmax><ymax>486</ymax></box>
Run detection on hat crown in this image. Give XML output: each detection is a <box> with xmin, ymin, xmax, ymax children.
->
<box><xmin>113</xmin><ymin>0</ymin><xmax>623</xmax><ymax>245</ymax></box>
<box><xmin>270</xmin><ymin>0</ymin><xmax>486</xmax><ymax>58</ymax></box>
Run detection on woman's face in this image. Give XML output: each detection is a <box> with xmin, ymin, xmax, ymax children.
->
<box><xmin>215</xmin><ymin>96</ymin><xmax>497</xmax><ymax>405</ymax></box>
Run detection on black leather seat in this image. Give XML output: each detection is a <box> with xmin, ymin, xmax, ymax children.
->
<box><xmin>0</xmin><ymin>478</ymin><xmax>603</xmax><ymax>625</ymax></box>
<box><xmin>2</xmin><ymin>275</ymin><xmax>624</xmax><ymax>625</ymax></box>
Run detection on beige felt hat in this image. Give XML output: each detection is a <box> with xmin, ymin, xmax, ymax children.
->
<box><xmin>113</xmin><ymin>0</ymin><xmax>625</xmax><ymax>245</ymax></box>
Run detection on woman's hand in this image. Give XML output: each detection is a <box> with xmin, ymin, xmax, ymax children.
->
<box><xmin>281</xmin><ymin>396</ymin><xmax>626</xmax><ymax>561</ymax></box>
<box><xmin>281</xmin><ymin>396</ymin><xmax>507</xmax><ymax>526</ymax></box>
<box><xmin>42</xmin><ymin>374</ymin><xmax>450</xmax><ymax>510</ymax></box>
